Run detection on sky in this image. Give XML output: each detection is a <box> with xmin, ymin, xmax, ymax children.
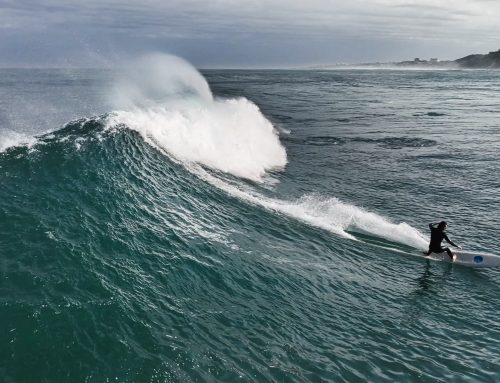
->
<box><xmin>1</xmin><ymin>0</ymin><xmax>500</xmax><ymax>68</ymax></box>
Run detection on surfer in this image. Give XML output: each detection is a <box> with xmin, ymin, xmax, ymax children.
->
<box><xmin>425</xmin><ymin>221</ymin><xmax>461</xmax><ymax>261</ymax></box>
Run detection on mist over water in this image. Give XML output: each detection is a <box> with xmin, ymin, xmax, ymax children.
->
<box><xmin>0</xmin><ymin>130</ymin><xmax>36</xmax><ymax>152</ymax></box>
<box><xmin>110</xmin><ymin>54</ymin><xmax>213</xmax><ymax>108</ymax></box>
<box><xmin>1</xmin><ymin>60</ymin><xmax>500</xmax><ymax>383</ymax></box>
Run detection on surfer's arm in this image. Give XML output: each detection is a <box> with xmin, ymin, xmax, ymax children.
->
<box><xmin>443</xmin><ymin>233</ymin><xmax>459</xmax><ymax>247</ymax></box>
<box><xmin>429</xmin><ymin>223</ymin><xmax>437</xmax><ymax>229</ymax></box>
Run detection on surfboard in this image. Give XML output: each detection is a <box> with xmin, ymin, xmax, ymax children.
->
<box><xmin>347</xmin><ymin>230</ymin><xmax>500</xmax><ymax>268</ymax></box>
<box><xmin>421</xmin><ymin>250</ymin><xmax>500</xmax><ymax>268</ymax></box>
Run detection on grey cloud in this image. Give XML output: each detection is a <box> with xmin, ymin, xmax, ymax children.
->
<box><xmin>1</xmin><ymin>0</ymin><xmax>500</xmax><ymax>67</ymax></box>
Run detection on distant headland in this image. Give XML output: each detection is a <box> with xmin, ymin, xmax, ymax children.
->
<box><xmin>455</xmin><ymin>49</ymin><xmax>500</xmax><ymax>68</ymax></box>
<box><xmin>319</xmin><ymin>48</ymin><xmax>500</xmax><ymax>69</ymax></box>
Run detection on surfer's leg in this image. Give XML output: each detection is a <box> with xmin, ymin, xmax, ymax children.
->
<box><xmin>445</xmin><ymin>247</ymin><xmax>455</xmax><ymax>261</ymax></box>
<box><xmin>426</xmin><ymin>247</ymin><xmax>442</xmax><ymax>256</ymax></box>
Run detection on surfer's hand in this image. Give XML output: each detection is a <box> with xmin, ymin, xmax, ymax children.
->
<box><xmin>457</xmin><ymin>245</ymin><xmax>462</xmax><ymax>249</ymax></box>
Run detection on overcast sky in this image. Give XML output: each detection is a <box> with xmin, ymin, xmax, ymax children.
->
<box><xmin>1</xmin><ymin>0</ymin><xmax>500</xmax><ymax>67</ymax></box>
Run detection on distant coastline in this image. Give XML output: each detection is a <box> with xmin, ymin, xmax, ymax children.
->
<box><xmin>317</xmin><ymin>48</ymin><xmax>500</xmax><ymax>69</ymax></box>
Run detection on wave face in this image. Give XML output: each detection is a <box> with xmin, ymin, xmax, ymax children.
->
<box><xmin>0</xmin><ymin>117</ymin><xmax>429</xmax><ymax>383</ymax></box>
<box><xmin>1</xmin><ymin>63</ymin><xmax>500</xmax><ymax>383</ymax></box>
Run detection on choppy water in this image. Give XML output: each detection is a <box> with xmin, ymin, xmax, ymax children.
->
<box><xmin>1</xmin><ymin>59</ymin><xmax>500</xmax><ymax>382</ymax></box>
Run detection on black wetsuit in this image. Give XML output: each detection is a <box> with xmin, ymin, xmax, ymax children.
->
<box><xmin>427</xmin><ymin>223</ymin><xmax>458</xmax><ymax>258</ymax></box>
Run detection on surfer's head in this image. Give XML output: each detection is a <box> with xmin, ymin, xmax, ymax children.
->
<box><xmin>438</xmin><ymin>221</ymin><xmax>447</xmax><ymax>231</ymax></box>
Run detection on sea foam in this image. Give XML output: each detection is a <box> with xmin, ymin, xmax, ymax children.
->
<box><xmin>0</xmin><ymin>130</ymin><xmax>37</xmax><ymax>153</ymax></box>
<box><xmin>107</xmin><ymin>53</ymin><xmax>287</xmax><ymax>182</ymax></box>
<box><xmin>196</xmin><ymin>169</ymin><xmax>429</xmax><ymax>249</ymax></box>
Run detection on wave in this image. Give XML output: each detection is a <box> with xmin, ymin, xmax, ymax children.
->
<box><xmin>1</xmin><ymin>53</ymin><xmax>429</xmax><ymax>252</ymax></box>
<box><xmin>106</xmin><ymin>53</ymin><xmax>287</xmax><ymax>182</ymax></box>
<box><xmin>104</xmin><ymin>54</ymin><xmax>428</xmax><ymax>249</ymax></box>
<box><xmin>1</xmin><ymin>114</ymin><xmax>428</xmax><ymax>253</ymax></box>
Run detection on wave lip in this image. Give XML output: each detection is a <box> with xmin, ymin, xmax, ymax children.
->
<box><xmin>108</xmin><ymin>102</ymin><xmax>288</xmax><ymax>183</ymax></box>
<box><xmin>107</xmin><ymin>53</ymin><xmax>287</xmax><ymax>182</ymax></box>
<box><xmin>276</xmin><ymin>194</ymin><xmax>428</xmax><ymax>249</ymax></box>
<box><xmin>107</xmin><ymin>97</ymin><xmax>287</xmax><ymax>182</ymax></box>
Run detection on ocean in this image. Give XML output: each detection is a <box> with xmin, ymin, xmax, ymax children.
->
<box><xmin>1</xmin><ymin>57</ymin><xmax>499</xmax><ymax>382</ymax></box>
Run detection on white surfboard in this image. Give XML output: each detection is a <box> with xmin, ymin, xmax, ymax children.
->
<box><xmin>421</xmin><ymin>250</ymin><xmax>500</xmax><ymax>268</ymax></box>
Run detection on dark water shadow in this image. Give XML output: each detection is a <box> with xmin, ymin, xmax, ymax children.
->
<box><xmin>413</xmin><ymin>260</ymin><xmax>453</xmax><ymax>297</ymax></box>
<box><xmin>399</xmin><ymin>261</ymin><xmax>454</xmax><ymax>326</ymax></box>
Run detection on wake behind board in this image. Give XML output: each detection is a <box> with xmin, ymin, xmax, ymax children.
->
<box><xmin>347</xmin><ymin>230</ymin><xmax>500</xmax><ymax>268</ymax></box>
<box><xmin>420</xmin><ymin>250</ymin><xmax>500</xmax><ymax>268</ymax></box>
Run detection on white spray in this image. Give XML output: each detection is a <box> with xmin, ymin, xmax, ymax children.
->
<box><xmin>0</xmin><ymin>131</ymin><xmax>37</xmax><ymax>153</ymax></box>
<box><xmin>107</xmin><ymin>53</ymin><xmax>287</xmax><ymax>181</ymax></box>
<box><xmin>192</xmin><ymin>168</ymin><xmax>428</xmax><ymax>250</ymax></box>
